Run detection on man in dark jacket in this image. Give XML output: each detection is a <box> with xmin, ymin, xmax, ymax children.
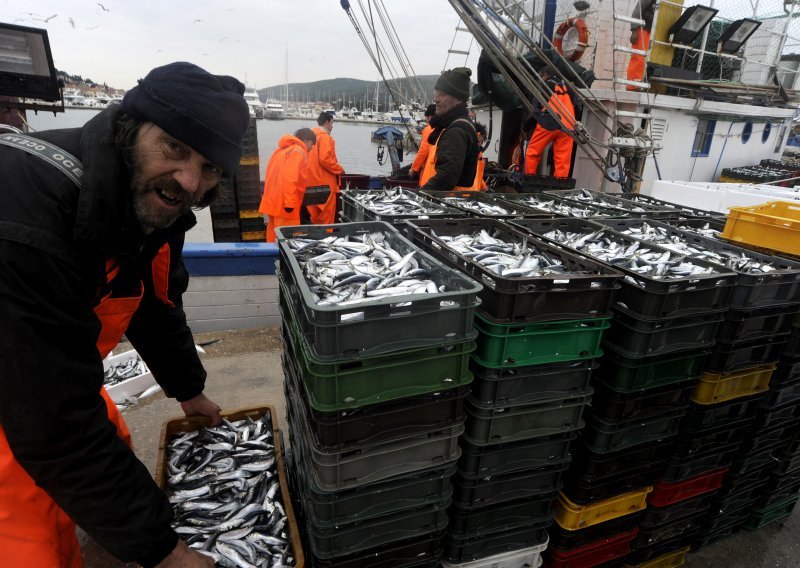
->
<box><xmin>0</xmin><ymin>62</ymin><xmax>249</xmax><ymax>567</ymax></box>
<box><xmin>418</xmin><ymin>67</ymin><xmax>479</xmax><ymax>191</ymax></box>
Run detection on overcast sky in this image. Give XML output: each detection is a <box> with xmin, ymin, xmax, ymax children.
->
<box><xmin>4</xmin><ymin>0</ymin><xmax>480</xmax><ymax>90</ymax></box>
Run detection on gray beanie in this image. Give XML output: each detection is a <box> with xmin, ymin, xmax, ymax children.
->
<box><xmin>435</xmin><ymin>67</ymin><xmax>472</xmax><ymax>101</ymax></box>
<box><xmin>121</xmin><ymin>62</ymin><xmax>250</xmax><ymax>177</ymax></box>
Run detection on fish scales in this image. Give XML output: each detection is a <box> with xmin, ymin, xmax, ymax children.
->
<box><xmin>165</xmin><ymin>413</ymin><xmax>296</xmax><ymax>567</ymax></box>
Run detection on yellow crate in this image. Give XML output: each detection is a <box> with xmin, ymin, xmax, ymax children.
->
<box><xmin>239</xmin><ymin>209</ymin><xmax>263</xmax><ymax>219</ymax></box>
<box><xmin>554</xmin><ymin>487</ymin><xmax>652</xmax><ymax>530</ymax></box>
<box><xmin>692</xmin><ymin>363</ymin><xmax>776</xmax><ymax>404</ymax></box>
<box><xmin>625</xmin><ymin>546</ymin><xmax>689</xmax><ymax>568</ymax></box>
<box><xmin>718</xmin><ymin>175</ymin><xmax>746</xmax><ymax>183</ymax></box>
<box><xmin>241</xmin><ymin>230</ymin><xmax>266</xmax><ymax>241</ymax></box>
<box><xmin>240</xmin><ymin>156</ymin><xmax>260</xmax><ymax>166</ymax></box>
<box><xmin>722</xmin><ymin>201</ymin><xmax>800</xmax><ymax>256</ymax></box>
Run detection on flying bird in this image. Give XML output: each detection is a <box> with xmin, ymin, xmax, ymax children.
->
<box><xmin>156</xmin><ymin>49</ymin><xmax>163</xmax><ymax>53</ymax></box>
<box><xmin>193</xmin><ymin>19</ymin><xmax>203</xmax><ymax>23</ymax></box>
<box><xmin>68</xmin><ymin>17</ymin><xmax>76</xmax><ymax>28</ymax></box>
<box><xmin>97</xmin><ymin>2</ymin><xmax>109</xmax><ymax>12</ymax></box>
<box><xmin>33</xmin><ymin>14</ymin><xmax>57</xmax><ymax>22</ymax></box>
<box><xmin>202</xmin><ymin>53</ymin><xmax>210</xmax><ymax>57</ymax></box>
<box><xmin>219</xmin><ymin>36</ymin><xmax>228</xmax><ymax>42</ymax></box>
<box><xmin>86</xmin><ymin>26</ymin><xmax>98</xmax><ymax>30</ymax></box>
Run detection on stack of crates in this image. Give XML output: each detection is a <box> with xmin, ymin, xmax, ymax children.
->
<box><xmin>506</xmin><ymin>217</ymin><xmax>737</xmax><ymax>567</ymax></box>
<box><xmin>209</xmin><ymin>119</ymin><xmax>265</xmax><ymax>242</ymax></box>
<box><xmin>275</xmin><ymin>221</ymin><xmax>481</xmax><ymax>567</ymax></box>
<box><xmin>404</xmin><ymin>218</ymin><xmax>620</xmax><ymax>567</ymax></box>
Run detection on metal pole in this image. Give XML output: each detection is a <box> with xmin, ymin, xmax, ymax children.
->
<box><xmin>695</xmin><ymin>0</ymin><xmax>715</xmax><ymax>73</ymax></box>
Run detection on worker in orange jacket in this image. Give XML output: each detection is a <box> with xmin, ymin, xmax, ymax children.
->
<box><xmin>471</xmin><ymin>122</ymin><xmax>488</xmax><ymax>191</ymax></box>
<box><xmin>306</xmin><ymin>112</ymin><xmax>344</xmax><ymax>225</ymax></box>
<box><xmin>410</xmin><ymin>104</ymin><xmax>436</xmax><ymax>184</ymax></box>
<box><xmin>259</xmin><ymin>128</ymin><xmax>316</xmax><ymax>242</ymax></box>
<box><xmin>627</xmin><ymin>0</ymin><xmax>655</xmax><ymax>90</ymax></box>
<box><xmin>524</xmin><ymin>66</ymin><xmax>576</xmax><ymax>178</ymax></box>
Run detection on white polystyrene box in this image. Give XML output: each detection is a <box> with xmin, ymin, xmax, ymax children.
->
<box><xmin>102</xmin><ymin>349</ymin><xmax>156</xmax><ymax>404</ymax></box>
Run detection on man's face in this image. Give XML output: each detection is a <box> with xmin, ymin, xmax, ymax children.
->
<box><xmin>433</xmin><ymin>89</ymin><xmax>461</xmax><ymax>116</ymax></box>
<box><xmin>325</xmin><ymin>118</ymin><xmax>334</xmax><ymax>133</ymax></box>
<box><xmin>131</xmin><ymin>123</ymin><xmax>222</xmax><ymax>231</ymax></box>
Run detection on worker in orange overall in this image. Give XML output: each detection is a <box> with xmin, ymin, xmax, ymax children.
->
<box><xmin>471</xmin><ymin>122</ymin><xmax>488</xmax><ymax>191</ymax></box>
<box><xmin>306</xmin><ymin>112</ymin><xmax>344</xmax><ymax>225</ymax></box>
<box><xmin>410</xmin><ymin>104</ymin><xmax>436</xmax><ymax>184</ymax></box>
<box><xmin>524</xmin><ymin>65</ymin><xmax>576</xmax><ymax>178</ymax></box>
<box><xmin>627</xmin><ymin>0</ymin><xmax>655</xmax><ymax>89</ymax></box>
<box><xmin>259</xmin><ymin>128</ymin><xmax>317</xmax><ymax>242</ymax></box>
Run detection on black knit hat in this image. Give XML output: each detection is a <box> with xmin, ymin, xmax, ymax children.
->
<box><xmin>121</xmin><ymin>62</ymin><xmax>250</xmax><ymax>177</ymax></box>
<box><xmin>435</xmin><ymin>67</ymin><xmax>472</xmax><ymax>101</ymax></box>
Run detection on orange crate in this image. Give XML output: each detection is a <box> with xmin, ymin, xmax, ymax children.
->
<box><xmin>155</xmin><ymin>406</ymin><xmax>304</xmax><ymax>567</ymax></box>
<box><xmin>722</xmin><ymin>201</ymin><xmax>800</xmax><ymax>256</ymax></box>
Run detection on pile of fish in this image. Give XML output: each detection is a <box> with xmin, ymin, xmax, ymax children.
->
<box><xmin>103</xmin><ymin>354</ymin><xmax>148</xmax><ymax>387</ymax></box>
<box><xmin>166</xmin><ymin>413</ymin><xmax>294</xmax><ymax>567</ymax></box>
<box><xmin>513</xmin><ymin>194</ymin><xmax>616</xmax><ymax>218</ymax></box>
<box><xmin>622</xmin><ymin>195</ymin><xmax>712</xmax><ymax>217</ymax></box>
<box><xmin>563</xmin><ymin>189</ymin><xmax>649</xmax><ymax>213</ymax></box>
<box><xmin>443</xmin><ymin>196</ymin><xmax>512</xmax><ymax>216</ymax></box>
<box><xmin>670</xmin><ymin>221</ymin><xmax>722</xmax><ymax>240</ymax></box>
<box><xmin>542</xmin><ymin>227</ymin><xmax>722</xmax><ymax>281</ymax></box>
<box><xmin>435</xmin><ymin>228</ymin><xmax>589</xmax><ymax>278</ymax></box>
<box><xmin>285</xmin><ymin>232</ymin><xmax>445</xmax><ymax>308</ymax></box>
<box><xmin>618</xmin><ymin>222</ymin><xmax>779</xmax><ymax>274</ymax></box>
<box><xmin>352</xmin><ymin>187</ymin><xmax>451</xmax><ymax>217</ymax></box>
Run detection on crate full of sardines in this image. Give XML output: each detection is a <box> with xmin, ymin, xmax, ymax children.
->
<box><xmin>155</xmin><ymin>406</ymin><xmax>304</xmax><ymax>567</ymax></box>
<box><xmin>405</xmin><ymin>218</ymin><xmax>622</xmax><ymax>323</ymax></box>
<box><xmin>421</xmin><ymin>189</ymin><xmax>545</xmax><ymax>219</ymax></box>
<box><xmin>102</xmin><ymin>349</ymin><xmax>155</xmax><ymax>404</ymax></box>
<box><xmin>341</xmin><ymin>187</ymin><xmax>467</xmax><ymax>225</ymax></box>
<box><xmin>275</xmin><ymin>221</ymin><xmax>482</xmax><ymax>361</ymax></box>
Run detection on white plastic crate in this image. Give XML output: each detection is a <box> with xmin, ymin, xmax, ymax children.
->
<box><xmin>440</xmin><ymin>537</ymin><xmax>548</xmax><ymax>568</ymax></box>
<box><xmin>102</xmin><ymin>349</ymin><xmax>156</xmax><ymax>403</ymax></box>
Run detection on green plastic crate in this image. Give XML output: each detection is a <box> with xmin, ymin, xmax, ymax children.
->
<box><xmin>282</xmin><ymin>295</ymin><xmax>474</xmax><ymax>412</ymax></box>
<box><xmin>743</xmin><ymin>494</ymin><xmax>799</xmax><ymax>530</ymax></box>
<box><xmin>472</xmin><ymin>314</ymin><xmax>610</xmax><ymax>368</ymax></box>
<box><xmin>595</xmin><ymin>345</ymin><xmax>709</xmax><ymax>393</ymax></box>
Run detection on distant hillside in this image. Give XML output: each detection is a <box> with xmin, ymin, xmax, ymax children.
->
<box><xmin>259</xmin><ymin>75</ymin><xmax>439</xmax><ymax>110</ymax></box>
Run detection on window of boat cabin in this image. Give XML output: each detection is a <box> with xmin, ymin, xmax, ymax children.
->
<box><xmin>691</xmin><ymin>119</ymin><xmax>716</xmax><ymax>157</ymax></box>
<box><xmin>741</xmin><ymin>122</ymin><xmax>753</xmax><ymax>144</ymax></box>
<box><xmin>762</xmin><ymin>122</ymin><xmax>772</xmax><ymax>144</ymax></box>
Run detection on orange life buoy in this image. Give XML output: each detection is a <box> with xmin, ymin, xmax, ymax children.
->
<box><xmin>553</xmin><ymin>18</ymin><xmax>589</xmax><ymax>61</ymax></box>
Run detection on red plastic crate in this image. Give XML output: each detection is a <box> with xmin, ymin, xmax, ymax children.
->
<box><xmin>545</xmin><ymin>527</ymin><xmax>638</xmax><ymax>568</ymax></box>
<box><xmin>648</xmin><ymin>466</ymin><xmax>729</xmax><ymax>507</ymax></box>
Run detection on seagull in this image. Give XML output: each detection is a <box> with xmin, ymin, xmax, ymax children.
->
<box><xmin>68</xmin><ymin>17</ymin><xmax>75</xmax><ymax>28</ymax></box>
<box><xmin>193</xmin><ymin>18</ymin><xmax>203</xmax><ymax>23</ymax></box>
<box><xmin>86</xmin><ymin>25</ymin><xmax>98</xmax><ymax>30</ymax></box>
<box><xmin>202</xmin><ymin>53</ymin><xmax>210</xmax><ymax>57</ymax></box>
<box><xmin>156</xmin><ymin>49</ymin><xmax>163</xmax><ymax>53</ymax></box>
<box><xmin>97</xmin><ymin>2</ymin><xmax>109</xmax><ymax>12</ymax></box>
<box><xmin>33</xmin><ymin>14</ymin><xmax>57</xmax><ymax>22</ymax></box>
<box><xmin>219</xmin><ymin>36</ymin><xmax>228</xmax><ymax>42</ymax></box>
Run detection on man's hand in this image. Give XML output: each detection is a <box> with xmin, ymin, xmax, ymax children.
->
<box><xmin>180</xmin><ymin>393</ymin><xmax>222</xmax><ymax>426</ymax></box>
<box><xmin>155</xmin><ymin>541</ymin><xmax>215</xmax><ymax>567</ymax></box>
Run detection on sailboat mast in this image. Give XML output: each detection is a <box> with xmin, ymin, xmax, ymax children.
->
<box><xmin>284</xmin><ymin>44</ymin><xmax>289</xmax><ymax>108</ymax></box>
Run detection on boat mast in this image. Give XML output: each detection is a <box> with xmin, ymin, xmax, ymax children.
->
<box><xmin>284</xmin><ymin>44</ymin><xmax>289</xmax><ymax>109</ymax></box>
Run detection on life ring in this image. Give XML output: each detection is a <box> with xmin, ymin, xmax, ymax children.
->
<box><xmin>553</xmin><ymin>18</ymin><xmax>589</xmax><ymax>61</ymax></box>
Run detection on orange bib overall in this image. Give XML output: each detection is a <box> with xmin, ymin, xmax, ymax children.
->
<box><xmin>0</xmin><ymin>248</ymin><xmax>169</xmax><ymax>567</ymax></box>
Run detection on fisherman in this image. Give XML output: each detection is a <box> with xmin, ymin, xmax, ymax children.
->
<box><xmin>259</xmin><ymin>128</ymin><xmax>317</xmax><ymax>242</ymax></box>
<box><xmin>524</xmin><ymin>65</ymin><xmax>576</xmax><ymax>178</ymax></box>
<box><xmin>471</xmin><ymin>122</ymin><xmax>489</xmax><ymax>191</ymax></box>
<box><xmin>0</xmin><ymin>62</ymin><xmax>249</xmax><ymax>567</ymax></box>
<box><xmin>306</xmin><ymin>111</ymin><xmax>344</xmax><ymax>225</ymax></box>
<box><xmin>418</xmin><ymin>67</ymin><xmax>479</xmax><ymax>192</ymax></box>
<box><xmin>409</xmin><ymin>103</ymin><xmax>436</xmax><ymax>184</ymax></box>
<box><xmin>627</xmin><ymin>0</ymin><xmax>655</xmax><ymax>90</ymax></box>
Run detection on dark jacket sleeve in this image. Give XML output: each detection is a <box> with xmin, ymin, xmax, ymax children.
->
<box><xmin>0</xmin><ymin>240</ymin><xmax>178</xmax><ymax>567</ymax></box>
<box><xmin>419</xmin><ymin>127</ymin><xmax>471</xmax><ymax>191</ymax></box>
<box><xmin>125</xmin><ymin>234</ymin><xmax>206</xmax><ymax>402</ymax></box>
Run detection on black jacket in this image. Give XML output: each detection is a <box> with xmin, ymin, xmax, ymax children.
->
<box><xmin>0</xmin><ymin>106</ymin><xmax>206</xmax><ymax>566</ymax></box>
<box><xmin>420</xmin><ymin>104</ymin><xmax>478</xmax><ymax>191</ymax></box>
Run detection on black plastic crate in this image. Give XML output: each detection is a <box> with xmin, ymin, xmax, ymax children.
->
<box><xmin>457</xmin><ymin>432</ymin><xmax>575</xmax><ymax>479</ymax></box>
<box><xmin>442</xmin><ymin>518</ymin><xmax>550</xmax><ymax>564</ymax></box>
<box><xmin>763</xmin><ymin>380</ymin><xmax>800</xmax><ymax>410</ymax></box>
<box><xmin>629</xmin><ymin>531</ymin><xmax>699</xmax><ymax>563</ymax></box>
<box><xmin>641</xmin><ymin>492</ymin><xmax>716</xmax><ymax>527</ymax></box>
<box><xmin>276</xmin><ymin>221</ymin><xmax>481</xmax><ymax>361</ymax></box>
<box><xmin>595</xmin><ymin>218</ymin><xmax>800</xmax><ymax>309</ymax></box>
<box><xmin>691</xmin><ymin>522</ymin><xmax>739</xmax><ymax>551</ymax></box>
<box><xmin>496</xmin><ymin>191</ymin><xmax>623</xmax><ymax>218</ymax></box>
<box><xmin>740</xmin><ymin>419</ymin><xmax>800</xmax><ymax>454</ymax></box>
<box><xmin>670</xmin><ymin>419</ymin><xmax>752</xmax><ymax>458</ymax></box>
<box><xmin>729</xmin><ymin>443</ymin><xmax>789</xmax><ymax>477</ymax></box>
<box><xmin>772</xmin><ymin>356</ymin><xmax>800</xmax><ymax>387</ymax></box>
<box><xmin>421</xmin><ymin>189</ymin><xmax>545</xmax><ymax>220</ymax></box>
<box><xmin>553</xmin><ymin>189</ymin><xmax>675</xmax><ymax>218</ymax></box>
<box><xmin>239</xmin><ymin>216</ymin><xmax>265</xmax><ymax>233</ymax></box>
<box><xmin>342</xmin><ymin>188</ymin><xmax>468</xmax><ymax>225</ymax></box>
<box><xmin>718</xmin><ymin>306</ymin><xmax>800</xmax><ymax>342</ymax></box>
<box><xmin>661</xmin><ymin>445</ymin><xmax>738</xmax><ymax>482</ymax></box>
<box><xmin>447</xmin><ymin>493</ymin><xmax>555</xmax><ymax>537</ymax></box>
<box><xmin>581</xmin><ymin>408</ymin><xmax>685</xmax><ymax>453</ymax></box>
<box><xmin>783</xmin><ymin>325</ymin><xmax>800</xmax><ymax>358</ymax></box>
<box><xmin>683</xmin><ymin>394</ymin><xmax>766</xmax><ymax>433</ymax></box>
<box><xmin>590</xmin><ymin>379</ymin><xmax>693</xmax><ymax>422</ymax></box>
<box><xmin>606</xmin><ymin>193</ymin><xmax>719</xmax><ymax>219</ymax></box>
<box><xmin>549</xmin><ymin>511</ymin><xmax>643</xmax><ymax>551</ymax></box>
<box><xmin>405</xmin><ymin>218</ymin><xmax>621</xmax><ymax>323</ymax></box>
<box><xmin>704</xmin><ymin>334</ymin><xmax>790</xmax><ymax>374</ymax></box>
<box><xmin>711</xmin><ymin>480</ymin><xmax>768</xmax><ymax>516</ymax></box>
<box><xmin>308</xmin><ymin>532</ymin><xmax>444</xmax><ymax>568</ymax></box>
<box><xmin>234</xmin><ymin>162</ymin><xmax>261</xmax><ymax>190</ymax></box>
<box><xmin>510</xmin><ymin>218</ymin><xmax>737</xmax><ymax>320</ymax></box>
<box><xmin>774</xmin><ymin>449</ymin><xmax>800</xmax><ymax>475</ymax></box>
<box><xmin>633</xmin><ymin>510</ymin><xmax>704</xmax><ymax>549</ymax></box>
<box><xmin>570</xmin><ymin>439</ymin><xmax>671</xmax><ymax>481</ymax></box>
<box><xmin>752</xmin><ymin>399</ymin><xmax>800</xmax><ymax>430</ymax></box>
<box><xmin>663</xmin><ymin>217</ymin><xmax>726</xmax><ymax>238</ymax></box>
<box><xmin>765</xmin><ymin>467</ymin><xmax>800</xmax><ymax>496</ymax></box>
<box><xmin>451</xmin><ymin>462</ymin><xmax>568</xmax><ymax>509</ymax></box>
<box><xmin>285</xmin><ymin>356</ymin><xmax>467</xmax><ymax>450</ymax></box>
<box><xmin>603</xmin><ymin>307</ymin><xmax>724</xmax><ymax>358</ymax></box>
<box><xmin>757</xmin><ymin>476</ymin><xmax>800</xmax><ymax>507</ymax></box>
<box><xmin>523</xmin><ymin>174</ymin><xmax>577</xmax><ymax>190</ymax></box>
<box><xmin>595</xmin><ymin>345</ymin><xmax>708</xmax><ymax>393</ymax></box>
<box><xmin>562</xmin><ymin>461</ymin><xmax>665</xmax><ymax>505</ymax></box>
<box><xmin>469</xmin><ymin>358</ymin><xmax>596</xmax><ymax>406</ymax></box>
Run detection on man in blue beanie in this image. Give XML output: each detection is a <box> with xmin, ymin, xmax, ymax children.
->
<box><xmin>0</xmin><ymin>62</ymin><xmax>249</xmax><ymax>567</ymax></box>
